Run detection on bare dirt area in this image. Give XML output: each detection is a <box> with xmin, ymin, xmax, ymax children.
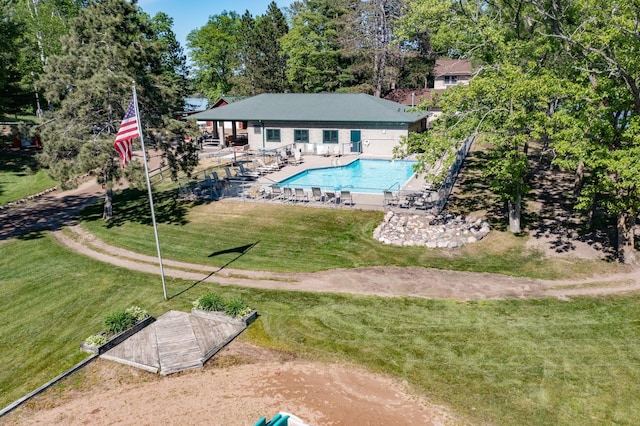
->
<box><xmin>5</xmin><ymin>342</ymin><xmax>455</xmax><ymax>426</ymax></box>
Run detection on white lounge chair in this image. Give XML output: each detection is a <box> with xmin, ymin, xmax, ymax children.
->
<box><xmin>324</xmin><ymin>191</ymin><xmax>337</xmax><ymax>205</ymax></box>
<box><xmin>294</xmin><ymin>188</ymin><xmax>309</xmax><ymax>202</ymax></box>
<box><xmin>292</xmin><ymin>150</ymin><xmax>303</xmax><ymax>165</ymax></box>
<box><xmin>311</xmin><ymin>187</ymin><xmax>324</xmax><ymax>202</ymax></box>
<box><xmin>237</xmin><ymin>163</ymin><xmax>260</xmax><ymax>178</ymax></box>
<box><xmin>283</xmin><ymin>187</ymin><xmax>294</xmax><ymax>202</ymax></box>
<box><xmin>340</xmin><ymin>190</ymin><xmax>354</xmax><ymax>206</ymax></box>
<box><xmin>269</xmin><ymin>185</ymin><xmax>283</xmax><ymax>200</ymax></box>
<box><xmin>255</xmin><ymin>159</ymin><xmax>276</xmax><ymax>174</ymax></box>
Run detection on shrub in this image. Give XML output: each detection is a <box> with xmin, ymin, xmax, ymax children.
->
<box><xmin>194</xmin><ymin>292</ymin><xmax>226</xmax><ymax>312</ymax></box>
<box><xmin>126</xmin><ymin>305</ymin><xmax>149</xmax><ymax>322</ymax></box>
<box><xmin>104</xmin><ymin>309</ymin><xmax>135</xmax><ymax>334</ymax></box>
<box><xmin>224</xmin><ymin>297</ymin><xmax>250</xmax><ymax>318</ymax></box>
<box><xmin>84</xmin><ymin>334</ymin><xmax>108</xmax><ymax>347</ymax></box>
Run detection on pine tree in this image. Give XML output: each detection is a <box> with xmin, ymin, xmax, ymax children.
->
<box><xmin>235</xmin><ymin>3</ymin><xmax>289</xmax><ymax>95</ymax></box>
<box><xmin>281</xmin><ymin>0</ymin><xmax>351</xmax><ymax>93</ymax></box>
<box><xmin>38</xmin><ymin>0</ymin><xmax>198</xmax><ymax>219</ymax></box>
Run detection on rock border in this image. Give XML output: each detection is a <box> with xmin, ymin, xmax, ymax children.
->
<box><xmin>374</xmin><ymin>211</ymin><xmax>490</xmax><ymax>248</ymax></box>
<box><xmin>0</xmin><ymin>172</ymin><xmax>92</xmax><ymax>211</ymax></box>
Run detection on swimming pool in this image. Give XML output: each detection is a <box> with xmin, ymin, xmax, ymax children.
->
<box><xmin>278</xmin><ymin>159</ymin><xmax>417</xmax><ymax>194</ymax></box>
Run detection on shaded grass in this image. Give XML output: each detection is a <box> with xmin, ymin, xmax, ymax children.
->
<box><xmin>1</xmin><ymin>235</ymin><xmax>639</xmax><ymax>425</ymax></box>
<box><xmin>0</xmin><ymin>151</ymin><xmax>57</xmax><ymax>205</ymax></box>
<box><xmin>79</xmin><ymin>190</ymin><xmax>618</xmax><ymax>279</ymax></box>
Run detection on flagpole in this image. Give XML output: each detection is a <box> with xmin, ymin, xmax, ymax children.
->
<box><xmin>132</xmin><ymin>85</ymin><xmax>168</xmax><ymax>300</ymax></box>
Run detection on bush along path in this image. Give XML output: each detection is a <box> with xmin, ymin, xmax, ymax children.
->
<box><xmin>54</xmin><ymin>225</ymin><xmax>640</xmax><ymax>301</ymax></box>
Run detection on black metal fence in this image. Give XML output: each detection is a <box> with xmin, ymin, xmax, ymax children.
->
<box><xmin>430</xmin><ymin>135</ymin><xmax>475</xmax><ymax>214</ymax></box>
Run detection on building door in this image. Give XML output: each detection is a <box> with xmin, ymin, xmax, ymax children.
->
<box><xmin>350</xmin><ymin>130</ymin><xmax>361</xmax><ymax>153</ymax></box>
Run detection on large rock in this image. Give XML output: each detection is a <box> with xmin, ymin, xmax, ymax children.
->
<box><xmin>375</xmin><ymin>212</ymin><xmax>490</xmax><ymax>248</ymax></box>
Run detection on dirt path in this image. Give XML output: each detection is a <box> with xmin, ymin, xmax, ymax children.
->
<box><xmin>54</xmin><ymin>224</ymin><xmax>640</xmax><ymax>300</ymax></box>
<box><xmin>0</xmin><ymin>179</ymin><xmax>104</xmax><ymax>240</ymax></box>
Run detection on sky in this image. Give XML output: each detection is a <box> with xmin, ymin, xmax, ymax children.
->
<box><xmin>138</xmin><ymin>0</ymin><xmax>281</xmax><ymax>53</ymax></box>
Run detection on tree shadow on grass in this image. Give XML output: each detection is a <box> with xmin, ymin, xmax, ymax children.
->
<box><xmin>445</xmin><ymin>142</ymin><xmax>616</xmax><ymax>258</ymax></box>
<box><xmin>80</xmin><ymin>187</ymin><xmax>191</xmax><ymax>228</ymax></box>
<box><xmin>15</xmin><ymin>230</ymin><xmax>46</xmax><ymax>240</ymax></box>
<box><xmin>522</xmin><ymin>143</ymin><xmax>616</xmax><ymax>259</ymax></box>
<box><xmin>0</xmin><ymin>193</ymin><xmax>101</xmax><ymax>241</ymax></box>
<box><xmin>0</xmin><ymin>151</ymin><xmax>43</xmax><ymax>174</ymax></box>
<box><xmin>445</xmin><ymin>149</ymin><xmax>506</xmax><ymax>230</ymax></box>
<box><xmin>169</xmin><ymin>241</ymin><xmax>259</xmax><ymax>300</ymax></box>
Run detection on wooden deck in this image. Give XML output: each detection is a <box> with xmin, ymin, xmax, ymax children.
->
<box><xmin>101</xmin><ymin>310</ymin><xmax>246</xmax><ymax>375</ymax></box>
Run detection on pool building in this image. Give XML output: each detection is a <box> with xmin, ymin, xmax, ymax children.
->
<box><xmin>191</xmin><ymin>93</ymin><xmax>430</xmax><ymax>157</ymax></box>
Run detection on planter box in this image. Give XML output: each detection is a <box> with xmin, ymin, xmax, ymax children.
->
<box><xmin>81</xmin><ymin>316</ymin><xmax>155</xmax><ymax>355</ymax></box>
<box><xmin>191</xmin><ymin>308</ymin><xmax>257</xmax><ymax>326</ymax></box>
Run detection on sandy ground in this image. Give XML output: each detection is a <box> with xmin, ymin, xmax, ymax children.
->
<box><xmin>5</xmin><ymin>343</ymin><xmax>454</xmax><ymax>426</ymax></box>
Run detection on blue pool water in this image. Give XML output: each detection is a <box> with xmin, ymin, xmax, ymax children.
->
<box><xmin>278</xmin><ymin>159</ymin><xmax>417</xmax><ymax>194</ymax></box>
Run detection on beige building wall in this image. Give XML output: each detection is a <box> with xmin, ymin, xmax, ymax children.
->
<box><xmin>433</xmin><ymin>76</ymin><xmax>472</xmax><ymax>90</ymax></box>
<box><xmin>247</xmin><ymin>121</ymin><xmax>410</xmax><ymax>157</ymax></box>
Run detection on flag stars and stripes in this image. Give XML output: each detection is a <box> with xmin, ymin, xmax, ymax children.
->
<box><xmin>114</xmin><ymin>99</ymin><xmax>140</xmax><ymax>168</ymax></box>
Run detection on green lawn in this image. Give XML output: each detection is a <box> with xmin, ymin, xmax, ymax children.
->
<box><xmin>0</xmin><ymin>151</ymin><xmax>57</xmax><ymax>205</ymax></box>
<box><xmin>78</xmin><ymin>187</ymin><xmax>618</xmax><ymax>280</ymax></box>
<box><xmin>1</xmin><ymin>234</ymin><xmax>639</xmax><ymax>425</ymax></box>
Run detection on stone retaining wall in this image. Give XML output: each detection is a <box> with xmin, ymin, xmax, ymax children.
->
<box><xmin>0</xmin><ymin>187</ymin><xmax>58</xmax><ymax>210</ymax></box>
<box><xmin>0</xmin><ymin>173</ymin><xmax>91</xmax><ymax>211</ymax></box>
<box><xmin>373</xmin><ymin>211</ymin><xmax>490</xmax><ymax>248</ymax></box>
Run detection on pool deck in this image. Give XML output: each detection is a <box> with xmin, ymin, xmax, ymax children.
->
<box><xmin>251</xmin><ymin>154</ymin><xmax>428</xmax><ymax>211</ymax></box>
<box><xmin>197</xmin><ymin>148</ymin><xmax>432</xmax><ymax>211</ymax></box>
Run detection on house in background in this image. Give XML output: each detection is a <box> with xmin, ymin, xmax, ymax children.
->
<box><xmin>433</xmin><ymin>59</ymin><xmax>473</xmax><ymax>89</ymax></box>
<box><xmin>384</xmin><ymin>59</ymin><xmax>474</xmax><ymax>125</ymax></box>
<box><xmin>191</xmin><ymin>93</ymin><xmax>429</xmax><ymax>157</ymax></box>
<box><xmin>384</xmin><ymin>88</ymin><xmax>443</xmax><ymax>108</ymax></box>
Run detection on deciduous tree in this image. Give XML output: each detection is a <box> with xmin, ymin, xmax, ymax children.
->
<box><xmin>13</xmin><ymin>0</ymin><xmax>82</xmax><ymax>115</ymax></box>
<box><xmin>0</xmin><ymin>2</ymin><xmax>30</xmax><ymax>115</ymax></box>
<box><xmin>187</xmin><ymin>10</ymin><xmax>240</xmax><ymax>101</ymax></box>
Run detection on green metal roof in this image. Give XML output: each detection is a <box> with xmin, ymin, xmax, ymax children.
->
<box><xmin>191</xmin><ymin>93</ymin><xmax>429</xmax><ymax>124</ymax></box>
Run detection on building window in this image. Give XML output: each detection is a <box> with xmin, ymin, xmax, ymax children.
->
<box><xmin>266</xmin><ymin>128</ymin><xmax>281</xmax><ymax>142</ymax></box>
<box><xmin>444</xmin><ymin>75</ymin><xmax>458</xmax><ymax>85</ymax></box>
<box><xmin>294</xmin><ymin>129</ymin><xmax>309</xmax><ymax>143</ymax></box>
<box><xmin>323</xmin><ymin>130</ymin><xmax>338</xmax><ymax>144</ymax></box>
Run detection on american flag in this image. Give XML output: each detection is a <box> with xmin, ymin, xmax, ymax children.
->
<box><xmin>114</xmin><ymin>99</ymin><xmax>140</xmax><ymax>168</ymax></box>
